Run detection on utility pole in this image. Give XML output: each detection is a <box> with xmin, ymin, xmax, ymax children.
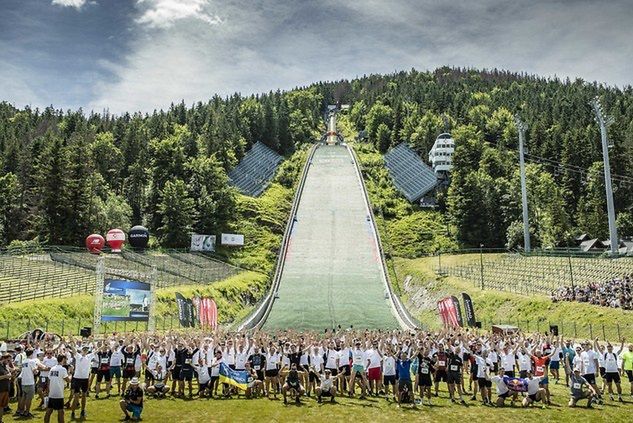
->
<box><xmin>515</xmin><ymin>116</ymin><xmax>531</xmax><ymax>253</ymax></box>
<box><xmin>479</xmin><ymin>244</ymin><xmax>484</xmax><ymax>290</ymax></box>
<box><xmin>590</xmin><ymin>97</ymin><xmax>619</xmax><ymax>255</ymax></box>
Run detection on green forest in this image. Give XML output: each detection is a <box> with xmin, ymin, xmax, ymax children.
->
<box><xmin>1</xmin><ymin>67</ymin><xmax>632</xmax><ymax>251</ymax></box>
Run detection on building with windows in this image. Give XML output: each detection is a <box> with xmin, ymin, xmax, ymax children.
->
<box><xmin>428</xmin><ymin>133</ymin><xmax>455</xmax><ymax>175</ymax></box>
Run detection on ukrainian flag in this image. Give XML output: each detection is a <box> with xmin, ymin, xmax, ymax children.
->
<box><xmin>219</xmin><ymin>363</ymin><xmax>249</xmax><ymax>391</ymax></box>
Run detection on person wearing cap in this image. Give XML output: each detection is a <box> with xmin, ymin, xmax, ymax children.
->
<box><xmin>120</xmin><ymin>377</ymin><xmax>143</xmax><ymax>421</ymax></box>
<box><xmin>44</xmin><ymin>355</ymin><xmax>70</xmax><ymax>423</ymax></box>
<box><xmin>521</xmin><ymin>369</ymin><xmax>546</xmax><ymax>408</ymax></box>
<box><xmin>565</xmin><ymin>351</ymin><xmax>597</xmax><ymax>408</ymax></box>
<box><xmin>602</xmin><ymin>339</ymin><xmax>625</xmax><ymax>402</ymax></box>
<box><xmin>580</xmin><ymin>340</ymin><xmax>602</xmax><ymax>404</ymax></box>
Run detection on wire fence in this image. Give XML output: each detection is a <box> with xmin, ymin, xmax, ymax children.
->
<box><xmin>0</xmin><ymin>315</ymin><xmax>196</xmax><ymax>340</ymax></box>
<box><xmin>0</xmin><ymin>246</ymin><xmax>246</xmax><ymax>304</ymax></box>
<box><xmin>435</xmin><ymin>249</ymin><xmax>633</xmax><ymax>297</ymax></box>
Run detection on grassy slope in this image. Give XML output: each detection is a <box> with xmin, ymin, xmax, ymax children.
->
<box><xmin>2</xmin><ymin>383</ymin><xmax>631</xmax><ymax>423</ymax></box>
<box><xmin>0</xmin><ymin>271</ymin><xmax>268</xmax><ymax>338</ymax></box>
<box><xmin>394</xmin><ymin>256</ymin><xmax>633</xmax><ymax>340</ymax></box>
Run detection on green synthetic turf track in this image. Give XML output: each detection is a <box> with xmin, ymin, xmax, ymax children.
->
<box><xmin>264</xmin><ymin>144</ymin><xmax>398</xmax><ymax>330</ymax></box>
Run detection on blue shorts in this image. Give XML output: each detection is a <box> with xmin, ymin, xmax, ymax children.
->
<box><xmin>539</xmin><ymin>376</ymin><xmax>549</xmax><ymax>385</ymax></box>
<box><xmin>550</xmin><ymin>361</ymin><xmax>560</xmax><ymax>370</ymax></box>
<box><xmin>126</xmin><ymin>404</ymin><xmax>142</xmax><ymax>419</ymax></box>
<box><xmin>110</xmin><ymin>366</ymin><xmax>121</xmax><ymax>378</ymax></box>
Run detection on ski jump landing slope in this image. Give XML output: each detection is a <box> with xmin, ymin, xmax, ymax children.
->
<box><xmin>263</xmin><ymin>144</ymin><xmax>400</xmax><ymax>330</ymax></box>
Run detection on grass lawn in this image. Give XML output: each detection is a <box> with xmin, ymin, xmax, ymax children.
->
<box><xmin>3</xmin><ymin>376</ymin><xmax>631</xmax><ymax>423</ymax></box>
<box><xmin>392</xmin><ymin>256</ymin><xmax>633</xmax><ymax>340</ymax></box>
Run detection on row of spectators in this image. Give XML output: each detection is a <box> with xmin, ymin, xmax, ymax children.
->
<box><xmin>551</xmin><ymin>275</ymin><xmax>633</xmax><ymax>310</ymax></box>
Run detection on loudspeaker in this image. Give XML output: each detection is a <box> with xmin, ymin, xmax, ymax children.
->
<box><xmin>475</xmin><ymin>322</ymin><xmax>482</xmax><ymax>329</ymax></box>
<box><xmin>549</xmin><ymin>325</ymin><xmax>559</xmax><ymax>336</ymax></box>
<box><xmin>80</xmin><ymin>327</ymin><xmax>92</xmax><ymax>338</ymax></box>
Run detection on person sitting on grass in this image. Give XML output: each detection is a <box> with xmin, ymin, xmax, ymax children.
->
<box><xmin>120</xmin><ymin>377</ymin><xmax>143</xmax><ymax>421</ymax></box>
<box><xmin>244</xmin><ymin>362</ymin><xmax>263</xmax><ymax>399</ymax></box>
<box><xmin>522</xmin><ymin>370</ymin><xmax>546</xmax><ymax>408</ymax></box>
<box><xmin>564</xmin><ymin>354</ymin><xmax>598</xmax><ymax>408</ymax></box>
<box><xmin>146</xmin><ymin>364</ymin><xmax>169</xmax><ymax>398</ymax></box>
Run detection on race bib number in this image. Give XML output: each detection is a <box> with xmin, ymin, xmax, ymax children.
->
<box><xmin>536</xmin><ymin>366</ymin><xmax>544</xmax><ymax>373</ymax></box>
<box><xmin>438</xmin><ymin>361</ymin><xmax>445</xmax><ymax>367</ymax></box>
<box><xmin>126</xmin><ymin>358</ymin><xmax>134</xmax><ymax>364</ymax></box>
<box><xmin>573</xmin><ymin>383</ymin><xmax>581</xmax><ymax>389</ymax></box>
<box><xmin>421</xmin><ymin>368</ymin><xmax>429</xmax><ymax>374</ymax></box>
<box><xmin>254</xmin><ymin>365</ymin><xmax>260</xmax><ymax>370</ymax></box>
<box><xmin>185</xmin><ymin>359</ymin><xmax>192</xmax><ymax>365</ymax></box>
<box><xmin>450</xmin><ymin>365</ymin><xmax>458</xmax><ymax>371</ymax></box>
<box><xmin>101</xmin><ymin>358</ymin><xmax>109</xmax><ymax>364</ymax></box>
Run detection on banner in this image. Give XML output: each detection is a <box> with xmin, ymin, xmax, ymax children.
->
<box><xmin>190</xmin><ymin>234</ymin><xmax>216</xmax><ymax>252</ymax></box>
<box><xmin>175</xmin><ymin>293</ymin><xmax>190</xmax><ymax>327</ymax></box>
<box><xmin>437</xmin><ymin>297</ymin><xmax>461</xmax><ymax>328</ymax></box>
<box><xmin>503</xmin><ymin>376</ymin><xmax>528</xmax><ymax>392</ymax></box>
<box><xmin>102</xmin><ymin>279</ymin><xmax>150</xmax><ymax>322</ymax></box>
<box><xmin>192</xmin><ymin>297</ymin><xmax>201</xmax><ymax>326</ymax></box>
<box><xmin>219</xmin><ymin>363</ymin><xmax>248</xmax><ymax>391</ymax></box>
<box><xmin>208</xmin><ymin>298</ymin><xmax>218</xmax><ymax>331</ymax></box>
<box><xmin>451</xmin><ymin>296</ymin><xmax>464</xmax><ymax>328</ymax></box>
<box><xmin>462</xmin><ymin>293</ymin><xmax>476</xmax><ymax>327</ymax></box>
<box><xmin>221</xmin><ymin>233</ymin><xmax>244</xmax><ymax>246</ymax></box>
<box><xmin>186</xmin><ymin>298</ymin><xmax>196</xmax><ymax>328</ymax></box>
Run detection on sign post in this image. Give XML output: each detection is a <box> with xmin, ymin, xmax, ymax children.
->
<box><xmin>93</xmin><ymin>256</ymin><xmax>105</xmax><ymax>335</ymax></box>
<box><xmin>148</xmin><ymin>265</ymin><xmax>157</xmax><ymax>332</ymax></box>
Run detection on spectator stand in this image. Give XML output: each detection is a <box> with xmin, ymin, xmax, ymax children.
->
<box><xmin>383</xmin><ymin>143</ymin><xmax>438</xmax><ymax>204</ymax></box>
<box><xmin>229</xmin><ymin>141</ymin><xmax>284</xmax><ymax>197</ymax></box>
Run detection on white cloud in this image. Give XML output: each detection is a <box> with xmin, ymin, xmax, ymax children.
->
<box><xmin>135</xmin><ymin>0</ymin><xmax>222</xmax><ymax>29</ymax></box>
<box><xmin>51</xmin><ymin>0</ymin><xmax>89</xmax><ymax>9</ymax></box>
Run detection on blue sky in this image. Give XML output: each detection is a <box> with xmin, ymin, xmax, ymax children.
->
<box><xmin>1</xmin><ymin>0</ymin><xmax>632</xmax><ymax>113</ymax></box>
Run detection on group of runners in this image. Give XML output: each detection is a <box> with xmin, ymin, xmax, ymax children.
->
<box><xmin>1</xmin><ymin>327</ymin><xmax>632</xmax><ymax>422</ymax></box>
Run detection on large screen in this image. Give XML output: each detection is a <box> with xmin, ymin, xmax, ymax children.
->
<box><xmin>101</xmin><ymin>279</ymin><xmax>151</xmax><ymax>321</ymax></box>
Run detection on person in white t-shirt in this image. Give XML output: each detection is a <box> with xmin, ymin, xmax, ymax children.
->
<box><xmin>316</xmin><ymin>369</ymin><xmax>346</xmax><ymax>403</ymax></box>
<box><xmin>365</xmin><ymin>340</ymin><xmax>383</xmax><ymax>396</ymax></box>
<box><xmin>348</xmin><ymin>342</ymin><xmax>369</xmax><ymax>398</ymax></box>
<box><xmin>580</xmin><ymin>342</ymin><xmax>602</xmax><ymax>403</ymax></box>
<box><xmin>489</xmin><ymin>367</ymin><xmax>518</xmax><ymax>407</ymax></box>
<box><xmin>17</xmin><ymin>348</ymin><xmax>47</xmax><ymax>418</ymax></box>
<box><xmin>39</xmin><ymin>350</ymin><xmax>58</xmax><ymax>409</ymax></box>
<box><xmin>44</xmin><ymin>355</ymin><xmax>70</xmax><ymax>423</ymax></box>
<box><xmin>522</xmin><ymin>371</ymin><xmax>545</xmax><ymax>407</ymax></box>
<box><xmin>264</xmin><ymin>346</ymin><xmax>281</xmax><ymax>399</ymax></box>
<box><xmin>69</xmin><ymin>344</ymin><xmax>94</xmax><ymax>420</ymax></box>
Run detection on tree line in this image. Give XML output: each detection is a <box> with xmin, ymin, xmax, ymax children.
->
<box><xmin>2</xmin><ymin>67</ymin><xmax>632</xmax><ymax>250</ymax></box>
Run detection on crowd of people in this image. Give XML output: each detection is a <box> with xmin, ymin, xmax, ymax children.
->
<box><xmin>0</xmin><ymin>327</ymin><xmax>632</xmax><ymax>422</ymax></box>
<box><xmin>551</xmin><ymin>275</ymin><xmax>633</xmax><ymax>310</ymax></box>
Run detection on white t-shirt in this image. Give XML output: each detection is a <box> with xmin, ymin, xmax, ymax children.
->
<box><xmin>197</xmin><ymin>365</ymin><xmax>210</xmax><ymax>384</ymax></box>
<box><xmin>110</xmin><ymin>349</ymin><xmax>124</xmax><ymax>367</ymax></box>
<box><xmin>383</xmin><ymin>356</ymin><xmax>396</xmax><ymax>376</ymax></box>
<box><xmin>19</xmin><ymin>359</ymin><xmax>37</xmax><ymax>385</ymax></box>
<box><xmin>310</xmin><ymin>353</ymin><xmax>324</xmax><ymax>373</ymax></box>
<box><xmin>580</xmin><ymin>350</ymin><xmax>597</xmax><ymax>375</ymax></box>
<box><xmin>235</xmin><ymin>351</ymin><xmax>248</xmax><ymax>370</ymax></box>
<box><xmin>527</xmin><ymin>377</ymin><xmax>542</xmax><ymax>395</ymax></box>
<box><xmin>320</xmin><ymin>375</ymin><xmax>333</xmax><ymax>391</ymax></box>
<box><xmin>265</xmin><ymin>353</ymin><xmax>280</xmax><ymax>371</ymax></box>
<box><xmin>475</xmin><ymin>356</ymin><xmax>487</xmax><ymax>379</ymax></box>
<box><xmin>338</xmin><ymin>348</ymin><xmax>350</xmax><ymax>368</ymax></box>
<box><xmin>352</xmin><ymin>349</ymin><xmax>366</xmax><ymax>368</ymax></box>
<box><xmin>41</xmin><ymin>356</ymin><xmax>58</xmax><ymax>378</ymax></box>
<box><xmin>604</xmin><ymin>352</ymin><xmax>619</xmax><ymax>373</ymax></box>
<box><xmin>491</xmin><ymin>375</ymin><xmax>509</xmax><ymax>395</ymax></box>
<box><xmin>517</xmin><ymin>352</ymin><xmax>531</xmax><ymax>371</ymax></box>
<box><xmin>500</xmin><ymin>352</ymin><xmax>516</xmax><ymax>371</ymax></box>
<box><xmin>366</xmin><ymin>349</ymin><xmax>381</xmax><ymax>369</ymax></box>
<box><xmin>222</xmin><ymin>347</ymin><xmax>236</xmax><ymax>366</ymax></box>
<box><xmin>74</xmin><ymin>353</ymin><xmax>95</xmax><ymax>379</ymax></box>
<box><xmin>48</xmin><ymin>365</ymin><xmax>68</xmax><ymax>399</ymax></box>
<box><xmin>210</xmin><ymin>358</ymin><xmax>222</xmax><ymax>377</ymax></box>
<box><xmin>325</xmin><ymin>350</ymin><xmax>338</xmax><ymax>369</ymax></box>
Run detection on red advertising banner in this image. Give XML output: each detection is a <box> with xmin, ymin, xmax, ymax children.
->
<box><xmin>437</xmin><ymin>297</ymin><xmax>461</xmax><ymax>328</ymax></box>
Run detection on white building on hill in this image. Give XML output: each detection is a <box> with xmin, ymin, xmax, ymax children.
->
<box><xmin>428</xmin><ymin>133</ymin><xmax>455</xmax><ymax>175</ymax></box>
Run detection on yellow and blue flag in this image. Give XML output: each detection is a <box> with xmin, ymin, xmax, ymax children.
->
<box><xmin>219</xmin><ymin>363</ymin><xmax>249</xmax><ymax>391</ymax></box>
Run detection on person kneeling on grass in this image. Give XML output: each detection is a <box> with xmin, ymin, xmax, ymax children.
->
<box><xmin>565</xmin><ymin>355</ymin><xmax>597</xmax><ymax>408</ymax></box>
<box><xmin>522</xmin><ymin>370</ymin><xmax>546</xmax><ymax>408</ymax></box>
<box><xmin>316</xmin><ymin>369</ymin><xmax>346</xmax><ymax>403</ymax></box>
<box><xmin>146</xmin><ymin>365</ymin><xmax>169</xmax><ymax>398</ymax></box>
<box><xmin>244</xmin><ymin>362</ymin><xmax>263</xmax><ymax>399</ymax></box>
<box><xmin>120</xmin><ymin>377</ymin><xmax>143</xmax><ymax>421</ymax></box>
<box><xmin>281</xmin><ymin>364</ymin><xmax>305</xmax><ymax>405</ymax></box>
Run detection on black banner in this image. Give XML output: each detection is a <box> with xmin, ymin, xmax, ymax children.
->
<box><xmin>462</xmin><ymin>293</ymin><xmax>476</xmax><ymax>327</ymax></box>
<box><xmin>450</xmin><ymin>295</ymin><xmax>464</xmax><ymax>327</ymax></box>
<box><xmin>175</xmin><ymin>292</ymin><xmax>190</xmax><ymax>327</ymax></box>
<box><xmin>186</xmin><ymin>298</ymin><xmax>196</xmax><ymax>328</ymax></box>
